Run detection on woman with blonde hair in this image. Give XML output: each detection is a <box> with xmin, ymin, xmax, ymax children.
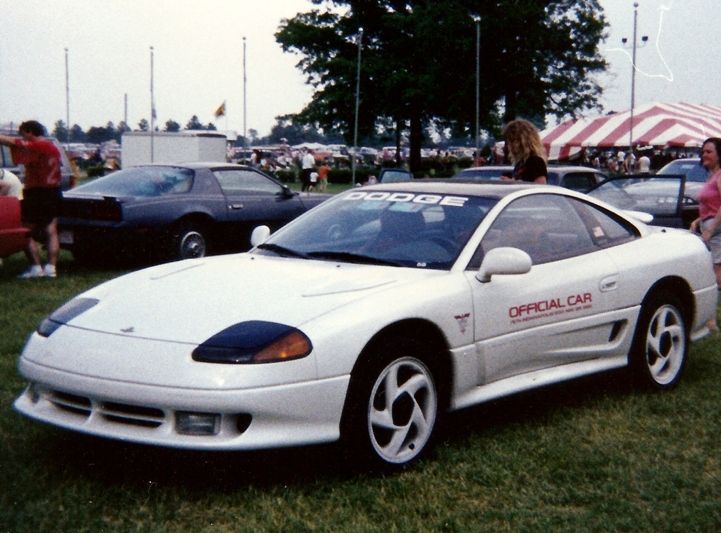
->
<box><xmin>502</xmin><ymin>118</ymin><xmax>548</xmax><ymax>184</ymax></box>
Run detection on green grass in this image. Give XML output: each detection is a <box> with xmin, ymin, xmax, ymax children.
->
<box><xmin>1</xmin><ymin>252</ymin><xmax>720</xmax><ymax>532</ymax></box>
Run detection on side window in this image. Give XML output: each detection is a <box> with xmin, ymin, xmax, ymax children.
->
<box><xmin>214</xmin><ymin>169</ymin><xmax>283</xmax><ymax>195</ymax></box>
<box><xmin>571</xmin><ymin>198</ymin><xmax>638</xmax><ymax>248</ymax></box>
<box><xmin>560</xmin><ymin>172</ymin><xmax>598</xmax><ymax>192</ymax></box>
<box><xmin>469</xmin><ymin>194</ymin><xmax>597</xmax><ymax>268</ymax></box>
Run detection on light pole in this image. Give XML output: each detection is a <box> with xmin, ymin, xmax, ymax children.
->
<box><xmin>471</xmin><ymin>15</ymin><xmax>481</xmax><ymax>165</ymax></box>
<box><xmin>243</xmin><ymin>36</ymin><xmax>247</xmax><ymax>148</ymax></box>
<box><xmin>351</xmin><ymin>28</ymin><xmax>363</xmax><ymax>187</ymax></box>
<box><xmin>64</xmin><ymin>48</ymin><xmax>70</xmax><ymax>144</ymax></box>
<box><xmin>622</xmin><ymin>2</ymin><xmax>648</xmax><ymax>150</ymax></box>
<box><xmin>150</xmin><ymin>45</ymin><xmax>155</xmax><ymax>162</ymax></box>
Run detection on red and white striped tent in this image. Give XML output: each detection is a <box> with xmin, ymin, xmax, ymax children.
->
<box><xmin>541</xmin><ymin>102</ymin><xmax>721</xmax><ymax>161</ymax></box>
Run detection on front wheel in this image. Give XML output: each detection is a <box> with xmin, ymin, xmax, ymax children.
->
<box><xmin>342</xmin><ymin>340</ymin><xmax>439</xmax><ymax>471</ymax></box>
<box><xmin>630</xmin><ymin>292</ymin><xmax>688</xmax><ymax>390</ymax></box>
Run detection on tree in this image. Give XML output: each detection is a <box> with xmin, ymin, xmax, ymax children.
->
<box><xmin>138</xmin><ymin>119</ymin><xmax>149</xmax><ymax>132</ymax></box>
<box><xmin>185</xmin><ymin>115</ymin><xmax>204</xmax><ymax>130</ymax></box>
<box><xmin>53</xmin><ymin>120</ymin><xmax>69</xmax><ymax>143</ymax></box>
<box><xmin>276</xmin><ymin>0</ymin><xmax>608</xmax><ymax>171</ymax></box>
<box><xmin>164</xmin><ymin>119</ymin><xmax>181</xmax><ymax>132</ymax></box>
<box><xmin>70</xmin><ymin>124</ymin><xmax>85</xmax><ymax>142</ymax></box>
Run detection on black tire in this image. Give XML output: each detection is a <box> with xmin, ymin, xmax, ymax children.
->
<box><xmin>630</xmin><ymin>291</ymin><xmax>688</xmax><ymax>390</ymax></box>
<box><xmin>171</xmin><ymin>221</ymin><xmax>207</xmax><ymax>261</ymax></box>
<box><xmin>341</xmin><ymin>338</ymin><xmax>439</xmax><ymax>471</ymax></box>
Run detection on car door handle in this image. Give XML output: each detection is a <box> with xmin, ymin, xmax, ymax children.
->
<box><xmin>600</xmin><ymin>275</ymin><xmax>618</xmax><ymax>292</ymax></box>
<box><xmin>230</xmin><ymin>203</ymin><xmax>244</xmax><ymax>210</ymax></box>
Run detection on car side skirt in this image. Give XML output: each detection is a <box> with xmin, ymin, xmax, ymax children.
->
<box><xmin>450</xmin><ymin>355</ymin><xmax>628</xmax><ymax>411</ymax></box>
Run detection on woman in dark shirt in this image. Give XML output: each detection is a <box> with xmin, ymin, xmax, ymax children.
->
<box><xmin>502</xmin><ymin>119</ymin><xmax>548</xmax><ymax>184</ymax></box>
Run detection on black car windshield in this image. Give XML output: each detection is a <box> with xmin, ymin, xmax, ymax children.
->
<box><xmin>73</xmin><ymin>166</ymin><xmax>194</xmax><ymax>197</ymax></box>
<box><xmin>254</xmin><ymin>189</ymin><xmax>497</xmax><ymax>270</ymax></box>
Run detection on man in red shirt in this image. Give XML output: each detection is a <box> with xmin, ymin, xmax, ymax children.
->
<box><xmin>0</xmin><ymin>121</ymin><xmax>62</xmax><ymax>278</ymax></box>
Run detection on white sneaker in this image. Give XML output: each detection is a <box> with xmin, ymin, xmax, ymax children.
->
<box><xmin>18</xmin><ymin>265</ymin><xmax>45</xmax><ymax>279</ymax></box>
<box><xmin>43</xmin><ymin>264</ymin><xmax>57</xmax><ymax>278</ymax></box>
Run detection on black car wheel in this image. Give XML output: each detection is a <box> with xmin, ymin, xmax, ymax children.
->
<box><xmin>630</xmin><ymin>291</ymin><xmax>688</xmax><ymax>390</ymax></box>
<box><xmin>341</xmin><ymin>338</ymin><xmax>439</xmax><ymax>471</ymax></box>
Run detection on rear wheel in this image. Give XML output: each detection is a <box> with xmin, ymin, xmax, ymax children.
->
<box><xmin>171</xmin><ymin>221</ymin><xmax>207</xmax><ymax>260</ymax></box>
<box><xmin>630</xmin><ymin>291</ymin><xmax>688</xmax><ymax>389</ymax></box>
<box><xmin>341</xmin><ymin>339</ymin><xmax>439</xmax><ymax>471</ymax></box>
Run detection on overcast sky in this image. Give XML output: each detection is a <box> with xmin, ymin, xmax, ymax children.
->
<box><xmin>1</xmin><ymin>0</ymin><xmax>717</xmax><ymax>138</ymax></box>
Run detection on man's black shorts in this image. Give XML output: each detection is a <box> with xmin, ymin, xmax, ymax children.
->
<box><xmin>21</xmin><ymin>187</ymin><xmax>63</xmax><ymax>226</ymax></box>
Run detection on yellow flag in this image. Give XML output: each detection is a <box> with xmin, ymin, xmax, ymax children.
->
<box><xmin>214</xmin><ymin>101</ymin><xmax>226</xmax><ymax>118</ymax></box>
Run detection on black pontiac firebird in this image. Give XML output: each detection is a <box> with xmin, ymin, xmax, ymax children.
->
<box><xmin>59</xmin><ymin>162</ymin><xmax>330</xmax><ymax>264</ymax></box>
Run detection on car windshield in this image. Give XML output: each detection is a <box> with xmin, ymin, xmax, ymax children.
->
<box><xmin>588</xmin><ymin>176</ymin><xmax>684</xmax><ymax>216</ymax></box>
<box><xmin>73</xmin><ymin>166</ymin><xmax>194</xmax><ymax>197</ymax></box>
<box><xmin>254</xmin><ymin>189</ymin><xmax>497</xmax><ymax>270</ymax></box>
<box><xmin>656</xmin><ymin>159</ymin><xmax>707</xmax><ymax>182</ymax></box>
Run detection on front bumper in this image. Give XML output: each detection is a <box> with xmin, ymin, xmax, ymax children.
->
<box><xmin>14</xmin><ymin>357</ymin><xmax>350</xmax><ymax>450</ymax></box>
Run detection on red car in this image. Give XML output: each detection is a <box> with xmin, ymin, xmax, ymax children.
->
<box><xmin>0</xmin><ymin>196</ymin><xmax>29</xmax><ymax>258</ymax></box>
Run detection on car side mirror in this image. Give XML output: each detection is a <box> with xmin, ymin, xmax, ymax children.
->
<box><xmin>476</xmin><ymin>247</ymin><xmax>532</xmax><ymax>283</ymax></box>
<box><xmin>250</xmin><ymin>225</ymin><xmax>271</xmax><ymax>247</ymax></box>
<box><xmin>280</xmin><ymin>185</ymin><xmax>295</xmax><ymax>198</ymax></box>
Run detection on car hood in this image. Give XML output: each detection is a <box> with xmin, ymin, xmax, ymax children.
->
<box><xmin>66</xmin><ymin>254</ymin><xmax>434</xmax><ymax>344</ymax></box>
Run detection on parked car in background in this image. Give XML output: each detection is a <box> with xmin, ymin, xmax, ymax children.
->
<box><xmin>0</xmin><ymin>132</ymin><xmax>74</xmax><ymax>190</ymax></box>
<box><xmin>454</xmin><ymin>165</ymin><xmax>607</xmax><ymax>192</ymax></box>
<box><xmin>0</xmin><ymin>196</ymin><xmax>29</xmax><ymax>259</ymax></box>
<box><xmin>588</xmin><ymin>175</ymin><xmax>689</xmax><ymax>228</ymax></box>
<box><xmin>15</xmin><ymin>181</ymin><xmax>718</xmax><ymax>471</ymax></box>
<box><xmin>59</xmin><ymin>163</ymin><xmax>330</xmax><ymax>264</ymax></box>
<box><xmin>378</xmin><ymin>167</ymin><xmax>413</xmax><ymax>183</ymax></box>
<box><xmin>656</xmin><ymin>158</ymin><xmax>706</xmax><ymax>184</ymax></box>
<box><xmin>454</xmin><ymin>165</ymin><xmax>514</xmax><ymax>180</ymax></box>
<box><xmin>654</xmin><ymin>158</ymin><xmax>707</xmax><ymax>225</ymax></box>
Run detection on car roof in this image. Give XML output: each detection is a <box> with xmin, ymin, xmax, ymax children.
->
<box><xmin>461</xmin><ymin>165</ymin><xmax>512</xmax><ymax>171</ymax></box>
<box><xmin>547</xmin><ymin>165</ymin><xmax>604</xmax><ymax>172</ymax></box>
<box><xmin>361</xmin><ymin>179</ymin><xmax>536</xmax><ymax>199</ymax></box>
<box><xmin>129</xmin><ymin>161</ymin><xmax>253</xmax><ymax>170</ymax></box>
<box><xmin>461</xmin><ymin>165</ymin><xmax>603</xmax><ymax>172</ymax></box>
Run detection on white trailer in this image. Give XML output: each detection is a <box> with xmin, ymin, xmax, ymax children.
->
<box><xmin>121</xmin><ymin>131</ymin><xmax>228</xmax><ymax>168</ymax></box>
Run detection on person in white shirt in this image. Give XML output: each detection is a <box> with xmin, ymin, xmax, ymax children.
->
<box><xmin>300</xmin><ymin>149</ymin><xmax>316</xmax><ymax>192</ymax></box>
<box><xmin>0</xmin><ymin>168</ymin><xmax>23</xmax><ymax>199</ymax></box>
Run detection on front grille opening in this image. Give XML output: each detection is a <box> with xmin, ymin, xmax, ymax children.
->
<box><xmin>48</xmin><ymin>390</ymin><xmax>92</xmax><ymax>417</ymax></box>
<box><xmin>100</xmin><ymin>401</ymin><xmax>165</xmax><ymax>428</ymax></box>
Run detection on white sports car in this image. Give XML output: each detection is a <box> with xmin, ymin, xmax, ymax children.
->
<box><xmin>14</xmin><ymin>182</ymin><xmax>718</xmax><ymax>470</ymax></box>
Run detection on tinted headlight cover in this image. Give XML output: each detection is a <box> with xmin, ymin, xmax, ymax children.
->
<box><xmin>37</xmin><ymin>297</ymin><xmax>100</xmax><ymax>338</ymax></box>
<box><xmin>192</xmin><ymin>320</ymin><xmax>313</xmax><ymax>364</ymax></box>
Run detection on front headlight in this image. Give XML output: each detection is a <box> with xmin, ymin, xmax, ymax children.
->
<box><xmin>37</xmin><ymin>297</ymin><xmax>99</xmax><ymax>337</ymax></box>
<box><xmin>192</xmin><ymin>320</ymin><xmax>312</xmax><ymax>364</ymax></box>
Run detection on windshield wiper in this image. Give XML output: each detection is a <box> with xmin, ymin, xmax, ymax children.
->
<box><xmin>256</xmin><ymin>243</ymin><xmax>310</xmax><ymax>259</ymax></box>
<box><xmin>307</xmin><ymin>250</ymin><xmax>403</xmax><ymax>266</ymax></box>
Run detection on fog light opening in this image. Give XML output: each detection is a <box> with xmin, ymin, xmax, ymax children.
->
<box><xmin>176</xmin><ymin>412</ymin><xmax>220</xmax><ymax>436</ymax></box>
